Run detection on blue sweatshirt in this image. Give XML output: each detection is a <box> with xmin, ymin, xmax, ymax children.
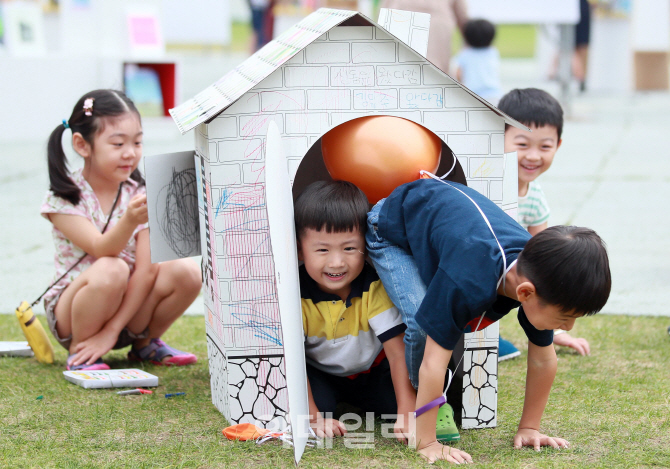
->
<box><xmin>378</xmin><ymin>178</ymin><xmax>553</xmax><ymax>350</ymax></box>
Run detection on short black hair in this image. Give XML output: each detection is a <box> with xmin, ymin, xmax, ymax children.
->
<box><xmin>517</xmin><ymin>226</ymin><xmax>611</xmax><ymax>315</ymax></box>
<box><xmin>294</xmin><ymin>180</ymin><xmax>369</xmax><ymax>239</ymax></box>
<box><xmin>463</xmin><ymin>19</ymin><xmax>496</xmax><ymax>48</ymax></box>
<box><xmin>498</xmin><ymin>88</ymin><xmax>564</xmax><ymax>139</ymax></box>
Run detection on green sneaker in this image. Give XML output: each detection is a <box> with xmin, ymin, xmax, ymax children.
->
<box><xmin>436</xmin><ymin>403</ymin><xmax>460</xmax><ymax>442</ymax></box>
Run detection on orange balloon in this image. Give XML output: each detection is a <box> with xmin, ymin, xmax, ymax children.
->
<box><xmin>321</xmin><ymin>116</ymin><xmax>441</xmax><ymax>204</ymax></box>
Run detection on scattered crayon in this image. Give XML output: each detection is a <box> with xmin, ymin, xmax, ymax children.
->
<box><xmin>165</xmin><ymin>392</ymin><xmax>186</xmax><ymax>398</ymax></box>
<box><xmin>117</xmin><ymin>388</ymin><xmax>153</xmax><ymax>396</ymax></box>
<box><xmin>36</xmin><ymin>395</ymin><xmax>43</xmax><ymax>400</ymax></box>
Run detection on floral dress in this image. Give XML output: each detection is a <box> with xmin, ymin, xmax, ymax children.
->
<box><xmin>40</xmin><ymin>169</ymin><xmax>148</xmax><ymax>309</ymax></box>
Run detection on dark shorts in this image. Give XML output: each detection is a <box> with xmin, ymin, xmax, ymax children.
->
<box><xmin>307</xmin><ymin>358</ymin><xmax>398</xmax><ymax>417</ymax></box>
<box><xmin>575</xmin><ymin>0</ymin><xmax>591</xmax><ymax>47</ymax></box>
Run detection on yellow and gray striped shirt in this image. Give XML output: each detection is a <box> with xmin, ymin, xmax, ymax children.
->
<box><xmin>300</xmin><ymin>263</ymin><xmax>405</xmax><ymax>377</ymax></box>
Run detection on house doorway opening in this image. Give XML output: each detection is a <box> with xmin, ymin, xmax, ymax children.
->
<box><xmin>292</xmin><ymin>122</ymin><xmax>467</xmax><ymax>202</ymax></box>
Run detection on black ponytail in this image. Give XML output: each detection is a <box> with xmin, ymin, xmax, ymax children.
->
<box><xmin>47</xmin><ymin>123</ymin><xmax>80</xmax><ymax>205</ymax></box>
<box><xmin>47</xmin><ymin>89</ymin><xmax>145</xmax><ymax>205</ymax></box>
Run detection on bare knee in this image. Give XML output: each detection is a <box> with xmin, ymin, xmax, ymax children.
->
<box><xmin>162</xmin><ymin>259</ymin><xmax>201</xmax><ymax>297</ymax></box>
<box><xmin>139</xmin><ymin>262</ymin><xmax>160</xmax><ymax>284</ymax></box>
<box><xmin>89</xmin><ymin>258</ymin><xmax>129</xmax><ymax>295</ymax></box>
<box><xmin>180</xmin><ymin>260</ymin><xmax>202</xmax><ymax>295</ymax></box>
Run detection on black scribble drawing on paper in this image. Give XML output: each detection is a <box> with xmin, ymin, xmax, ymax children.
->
<box><xmin>157</xmin><ymin>167</ymin><xmax>200</xmax><ymax>257</ymax></box>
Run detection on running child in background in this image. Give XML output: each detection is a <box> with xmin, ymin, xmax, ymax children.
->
<box><xmin>42</xmin><ymin>89</ymin><xmax>202</xmax><ymax>371</ymax></box>
<box><xmin>295</xmin><ymin>181</ymin><xmax>415</xmax><ymax>442</ymax></box>
<box><xmin>454</xmin><ymin>18</ymin><xmax>503</xmax><ymax>105</ymax></box>
<box><xmin>498</xmin><ymin>88</ymin><xmax>591</xmax><ymax>357</ymax></box>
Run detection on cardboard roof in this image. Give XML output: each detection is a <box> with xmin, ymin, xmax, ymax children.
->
<box><xmin>169</xmin><ymin>8</ymin><xmax>527</xmax><ymax>134</ymax></box>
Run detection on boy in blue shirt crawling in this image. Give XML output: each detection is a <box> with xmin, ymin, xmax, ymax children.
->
<box><xmin>366</xmin><ymin>177</ymin><xmax>611</xmax><ymax>463</ymax></box>
<box><xmin>295</xmin><ymin>181</ymin><xmax>416</xmax><ymax>440</ymax></box>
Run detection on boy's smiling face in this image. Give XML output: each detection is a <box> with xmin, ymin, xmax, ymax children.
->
<box><xmin>298</xmin><ymin>227</ymin><xmax>366</xmax><ymax>301</ymax></box>
<box><xmin>505</xmin><ymin>124</ymin><xmax>562</xmax><ymax>190</ymax></box>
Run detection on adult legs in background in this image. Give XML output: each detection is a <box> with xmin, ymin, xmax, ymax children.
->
<box><xmin>248</xmin><ymin>0</ymin><xmax>274</xmax><ymax>52</ymax></box>
<box><xmin>573</xmin><ymin>0</ymin><xmax>592</xmax><ymax>91</ymax></box>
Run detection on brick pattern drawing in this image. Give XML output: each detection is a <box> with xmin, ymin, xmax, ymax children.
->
<box><xmin>227</xmin><ymin>355</ymin><xmax>288</xmax><ymax>427</ymax></box>
<box><xmin>176</xmin><ymin>10</ymin><xmax>519</xmax><ymax>430</ymax></box>
<box><xmin>461</xmin><ymin>322</ymin><xmax>499</xmax><ymax>429</ymax></box>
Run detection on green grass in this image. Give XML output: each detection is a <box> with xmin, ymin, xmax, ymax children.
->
<box><xmin>494</xmin><ymin>24</ymin><xmax>537</xmax><ymax>58</ymax></box>
<box><xmin>188</xmin><ymin>19</ymin><xmax>536</xmax><ymax>58</ymax></box>
<box><xmin>170</xmin><ymin>20</ymin><xmax>537</xmax><ymax>58</ymax></box>
<box><xmin>230</xmin><ymin>21</ymin><xmax>254</xmax><ymax>52</ymax></box>
<box><xmin>2</xmin><ymin>313</ymin><xmax>670</xmax><ymax>468</ymax></box>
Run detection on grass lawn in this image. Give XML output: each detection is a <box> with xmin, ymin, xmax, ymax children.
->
<box><xmin>1</xmin><ymin>313</ymin><xmax>669</xmax><ymax>468</ymax></box>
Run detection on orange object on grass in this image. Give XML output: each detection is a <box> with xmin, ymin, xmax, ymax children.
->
<box><xmin>222</xmin><ymin>423</ymin><xmax>270</xmax><ymax>441</ymax></box>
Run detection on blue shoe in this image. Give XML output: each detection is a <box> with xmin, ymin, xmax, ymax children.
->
<box><xmin>498</xmin><ymin>337</ymin><xmax>520</xmax><ymax>362</ymax></box>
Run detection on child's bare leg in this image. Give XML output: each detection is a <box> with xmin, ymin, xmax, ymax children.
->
<box><xmin>415</xmin><ymin>337</ymin><xmax>473</xmax><ymax>464</ymax></box>
<box><xmin>54</xmin><ymin>258</ymin><xmax>130</xmax><ymax>354</ymax></box>
<box><xmin>129</xmin><ymin>258</ymin><xmax>201</xmax><ymax>352</ymax></box>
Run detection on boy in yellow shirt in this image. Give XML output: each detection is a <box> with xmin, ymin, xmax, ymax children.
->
<box><xmin>295</xmin><ymin>180</ymin><xmax>415</xmax><ymax>441</ymax></box>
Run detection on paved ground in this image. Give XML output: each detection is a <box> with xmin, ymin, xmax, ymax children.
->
<box><xmin>1</xmin><ymin>53</ymin><xmax>668</xmax><ymax>316</ymax></box>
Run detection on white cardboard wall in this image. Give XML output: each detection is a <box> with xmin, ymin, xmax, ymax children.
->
<box><xmin>196</xmin><ymin>21</ymin><xmax>515</xmax><ymax>432</ymax></box>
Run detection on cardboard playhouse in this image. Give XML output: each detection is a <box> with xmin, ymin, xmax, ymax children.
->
<box><xmin>145</xmin><ymin>7</ymin><xmax>526</xmax><ymax>463</ymax></box>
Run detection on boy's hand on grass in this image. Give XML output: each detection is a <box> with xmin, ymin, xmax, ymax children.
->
<box><xmin>310</xmin><ymin>415</ymin><xmax>347</xmax><ymax>438</ymax></box>
<box><xmin>513</xmin><ymin>428</ymin><xmax>570</xmax><ymax>451</ymax></box>
<box><xmin>417</xmin><ymin>441</ymin><xmax>472</xmax><ymax>464</ymax></box>
<box><xmin>553</xmin><ymin>332</ymin><xmax>590</xmax><ymax>356</ymax></box>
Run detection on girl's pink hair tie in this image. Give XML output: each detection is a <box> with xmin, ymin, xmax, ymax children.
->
<box><xmin>83</xmin><ymin>98</ymin><xmax>94</xmax><ymax>116</ymax></box>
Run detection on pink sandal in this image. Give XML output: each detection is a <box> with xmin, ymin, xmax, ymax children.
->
<box><xmin>66</xmin><ymin>354</ymin><xmax>110</xmax><ymax>371</ymax></box>
<box><xmin>128</xmin><ymin>339</ymin><xmax>197</xmax><ymax>366</ymax></box>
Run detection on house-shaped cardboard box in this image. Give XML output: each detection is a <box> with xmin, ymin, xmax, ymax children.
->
<box><xmin>149</xmin><ymin>8</ymin><xmax>527</xmax><ymax>448</ymax></box>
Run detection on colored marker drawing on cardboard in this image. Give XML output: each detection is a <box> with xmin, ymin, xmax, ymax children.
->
<box><xmin>264</xmin><ymin>121</ymin><xmax>310</xmax><ymax>463</ymax></box>
<box><xmin>145</xmin><ymin>8</ymin><xmax>528</xmax><ymax>464</ymax></box>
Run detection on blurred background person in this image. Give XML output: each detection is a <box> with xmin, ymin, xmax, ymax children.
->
<box><xmin>247</xmin><ymin>0</ymin><xmax>276</xmax><ymax>52</ymax></box>
<box><xmin>454</xmin><ymin>18</ymin><xmax>502</xmax><ymax>105</ymax></box>
<box><xmin>380</xmin><ymin>0</ymin><xmax>468</xmax><ymax>74</ymax></box>
<box><xmin>547</xmin><ymin>0</ymin><xmax>593</xmax><ymax>91</ymax></box>
<box><xmin>573</xmin><ymin>0</ymin><xmax>592</xmax><ymax>91</ymax></box>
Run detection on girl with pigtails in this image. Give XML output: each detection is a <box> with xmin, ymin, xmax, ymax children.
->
<box><xmin>42</xmin><ymin>89</ymin><xmax>201</xmax><ymax>371</ymax></box>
